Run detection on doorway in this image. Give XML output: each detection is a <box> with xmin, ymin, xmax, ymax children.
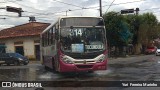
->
<box><xmin>15</xmin><ymin>46</ymin><xmax>24</xmax><ymax>56</ymax></box>
<box><xmin>35</xmin><ymin>45</ymin><xmax>40</xmax><ymax>61</ymax></box>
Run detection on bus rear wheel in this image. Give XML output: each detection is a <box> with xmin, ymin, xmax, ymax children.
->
<box><xmin>44</xmin><ymin>66</ymin><xmax>49</xmax><ymax>70</ymax></box>
<box><xmin>52</xmin><ymin>59</ymin><xmax>58</xmax><ymax>73</ymax></box>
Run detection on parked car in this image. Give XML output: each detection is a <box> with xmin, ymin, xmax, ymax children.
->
<box><xmin>145</xmin><ymin>46</ymin><xmax>156</xmax><ymax>54</ymax></box>
<box><xmin>0</xmin><ymin>53</ymin><xmax>29</xmax><ymax>66</ymax></box>
<box><xmin>155</xmin><ymin>47</ymin><xmax>160</xmax><ymax>56</ymax></box>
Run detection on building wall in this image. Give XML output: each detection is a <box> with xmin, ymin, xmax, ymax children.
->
<box><xmin>0</xmin><ymin>36</ymin><xmax>40</xmax><ymax>60</ymax></box>
<box><xmin>24</xmin><ymin>38</ymin><xmax>35</xmax><ymax>59</ymax></box>
<box><xmin>5</xmin><ymin>41</ymin><xmax>14</xmax><ymax>53</ymax></box>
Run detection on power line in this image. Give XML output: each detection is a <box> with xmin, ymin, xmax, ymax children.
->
<box><xmin>102</xmin><ymin>1</ymin><xmax>107</xmax><ymax>3</ymax></box>
<box><xmin>5</xmin><ymin>0</ymin><xmax>43</xmax><ymax>11</ymax></box>
<box><xmin>141</xmin><ymin>7</ymin><xmax>160</xmax><ymax>12</ymax></box>
<box><xmin>23</xmin><ymin>11</ymin><xmax>49</xmax><ymax>16</ymax></box>
<box><xmin>5</xmin><ymin>0</ymin><xmax>147</xmax><ymax>17</ymax></box>
<box><xmin>107</xmin><ymin>0</ymin><xmax>146</xmax><ymax>6</ymax></box>
<box><xmin>6</xmin><ymin>0</ymin><xmax>90</xmax><ymax>16</ymax></box>
<box><xmin>53</xmin><ymin>0</ymin><xmax>83</xmax><ymax>8</ymax></box>
<box><xmin>28</xmin><ymin>7</ymin><xmax>160</xmax><ymax>18</ymax></box>
<box><xmin>0</xmin><ymin>15</ymin><xmax>20</xmax><ymax>17</ymax></box>
<box><xmin>0</xmin><ymin>17</ymin><xmax>6</xmax><ymax>19</ymax></box>
<box><xmin>106</xmin><ymin>0</ymin><xmax>116</xmax><ymax>13</ymax></box>
<box><xmin>86</xmin><ymin>0</ymin><xmax>146</xmax><ymax>10</ymax></box>
<box><xmin>0</xmin><ymin>2</ymin><xmax>6</xmax><ymax>3</ymax></box>
<box><xmin>3</xmin><ymin>0</ymin><xmax>148</xmax><ymax>19</ymax></box>
<box><xmin>0</xmin><ymin>14</ymin><xmax>30</xmax><ymax>18</ymax></box>
<box><xmin>0</xmin><ymin>7</ymin><xmax>6</xmax><ymax>9</ymax></box>
<box><xmin>24</xmin><ymin>8</ymin><xmax>98</xmax><ymax>17</ymax></box>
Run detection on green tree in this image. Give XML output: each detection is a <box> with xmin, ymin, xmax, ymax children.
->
<box><xmin>103</xmin><ymin>11</ymin><xmax>132</xmax><ymax>56</ymax></box>
<box><xmin>140</xmin><ymin>13</ymin><xmax>158</xmax><ymax>42</ymax></box>
<box><xmin>124</xmin><ymin>13</ymin><xmax>158</xmax><ymax>54</ymax></box>
<box><xmin>104</xmin><ymin>11</ymin><xmax>159</xmax><ymax>55</ymax></box>
<box><xmin>103</xmin><ymin>12</ymin><xmax>132</xmax><ymax>46</ymax></box>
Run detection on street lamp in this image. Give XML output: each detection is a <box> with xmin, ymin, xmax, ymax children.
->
<box><xmin>66</xmin><ymin>9</ymin><xmax>71</xmax><ymax>16</ymax></box>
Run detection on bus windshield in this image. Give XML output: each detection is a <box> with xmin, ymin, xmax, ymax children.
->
<box><xmin>60</xmin><ymin>27</ymin><xmax>105</xmax><ymax>53</ymax></box>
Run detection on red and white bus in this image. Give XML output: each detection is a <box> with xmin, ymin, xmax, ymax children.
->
<box><xmin>40</xmin><ymin>16</ymin><xmax>108</xmax><ymax>72</ymax></box>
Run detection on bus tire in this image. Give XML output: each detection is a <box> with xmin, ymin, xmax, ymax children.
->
<box><xmin>52</xmin><ymin>63</ymin><xmax>56</xmax><ymax>71</ymax></box>
<box><xmin>45</xmin><ymin>66</ymin><xmax>49</xmax><ymax>70</ymax></box>
<box><xmin>52</xmin><ymin>59</ymin><xmax>58</xmax><ymax>73</ymax></box>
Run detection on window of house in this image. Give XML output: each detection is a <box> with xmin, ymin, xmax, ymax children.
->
<box><xmin>14</xmin><ymin>41</ymin><xmax>23</xmax><ymax>45</ymax></box>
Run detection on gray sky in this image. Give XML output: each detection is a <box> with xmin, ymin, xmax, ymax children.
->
<box><xmin>0</xmin><ymin>0</ymin><xmax>160</xmax><ymax>29</ymax></box>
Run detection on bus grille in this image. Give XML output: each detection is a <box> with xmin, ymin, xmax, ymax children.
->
<box><xmin>76</xmin><ymin>65</ymin><xmax>93</xmax><ymax>69</ymax></box>
<box><xmin>74</xmin><ymin>61</ymin><xmax>95</xmax><ymax>64</ymax></box>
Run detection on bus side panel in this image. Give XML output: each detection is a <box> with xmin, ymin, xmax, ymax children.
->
<box><xmin>43</xmin><ymin>56</ymin><xmax>53</xmax><ymax>69</ymax></box>
<box><xmin>42</xmin><ymin>45</ymin><xmax>57</xmax><ymax>69</ymax></box>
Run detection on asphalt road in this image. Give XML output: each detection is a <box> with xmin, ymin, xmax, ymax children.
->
<box><xmin>0</xmin><ymin>54</ymin><xmax>160</xmax><ymax>90</ymax></box>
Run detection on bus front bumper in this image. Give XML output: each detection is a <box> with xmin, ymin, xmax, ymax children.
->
<box><xmin>59</xmin><ymin>60</ymin><xmax>107</xmax><ymax>72</ymax></box>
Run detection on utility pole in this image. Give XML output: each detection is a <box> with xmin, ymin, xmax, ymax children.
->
<box><xmin>99</xmin><ymin>0</ymin><xmax>102</xmax><ymax>17</ymax></box>
<box><xmin>134</xmin><ymin>8</ymin><xmax>140</xmax><ymax>54</ymax></box>
<box><xmin>135</xmin><ymin>8</ymin><xmax>139</xmax><ymax>15</ymax></box>
<box><xmin>66</xmin><ymin>11</ymin><xmax>68</xmax><ymax>16</ymax></box>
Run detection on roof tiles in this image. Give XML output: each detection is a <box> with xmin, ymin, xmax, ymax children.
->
<box><xmin>0</xmin><ymin>22</ymin><xmax>50</xmax><ymax>39</ymax></box>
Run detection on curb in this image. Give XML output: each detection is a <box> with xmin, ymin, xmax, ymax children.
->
<box><xmin>29</xmin><ymin>61</ymin><xmax>41</xmax><ymax>64</ymax></box>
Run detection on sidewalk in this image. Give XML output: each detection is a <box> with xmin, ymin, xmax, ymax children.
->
<box><xmin>29</xmin><ymin>60</ymin><xmax>41</xmax><ymax>64</ymax></box>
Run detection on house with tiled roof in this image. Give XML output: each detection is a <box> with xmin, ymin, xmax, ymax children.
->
<box><xmin>0</xmin><ymin>22</ymin><xmax>50</xmax><ymax>60</ymax></box>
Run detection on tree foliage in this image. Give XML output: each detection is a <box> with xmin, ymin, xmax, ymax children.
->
<box><xmin>103</xmin><ymin>11</ymin><xmax>132</xmax><ymax>47</ymax></box>
<box><xmin>104</xmin><ymin>11</ymin><xmax>159</xmax><ymax>47</ymax></box>
<box><xmin>132</xmin><ymin>13</ymin><xmax>158</xmax><ymax>46</ymax></box>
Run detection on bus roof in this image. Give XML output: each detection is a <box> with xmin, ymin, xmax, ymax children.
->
<box><xmin>41</xmin><ymin>16</ymin><xmax>104</xmax><ymax>34</ymax></box>
<box><xmin>59</xmin><ymin>16</ymin><xmax>103</xmax><ymax>19</ymax></box>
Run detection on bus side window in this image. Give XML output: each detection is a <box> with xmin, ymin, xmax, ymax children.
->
<box><xmin>47</xmin><ymin>31</ymin><xmax>50</xmax><ymax>45</ymax></box>
<box><xmin>42</xmin><ymin>35</ymin><xmax>44</xmax><ymax>46</ymax></box>
<box><xmin>55</xmin><ymin>24</ymin><xmax>59</xmax><ymax>40</ymax></box>
<box><xmin>52</xmin><ymin>27</ymin><xmax>55</xmax><ymax>44</ymax></box>
<box><xmin>44</xmin><ymin>33</ymin><xmax>47</xmax><ymax>46</ymax></box>
<box><xmin>49</xmin><ymin>28</ymin><xmax>52</xmax><ymax>45</ymax></box>
<box><xmin>55</xmin><ymin>29</ymin><xmax>59</xmax><ymax>40</ymax></box>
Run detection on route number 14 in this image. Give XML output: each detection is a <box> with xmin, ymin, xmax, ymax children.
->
<box><xmin>70</xmin><ymin>29</ymin><xmax>82</xmax><ymax>36</ymax></box>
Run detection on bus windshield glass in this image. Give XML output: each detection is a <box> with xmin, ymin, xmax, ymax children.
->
<box><xmin>60</xmin><ymin>27</ymin><xmax>105</xmax><ymax>53</ymax></box>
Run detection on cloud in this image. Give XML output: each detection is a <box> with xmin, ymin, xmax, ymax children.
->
<box><xmin>0</xmin><ymin>25</ymin><xmax>15</xmax><ymax>30</ymax></box>
<box><xmin>1</xmin><ymin>0</ymin><xmax>160</xmax><ymax>29</ymax></box>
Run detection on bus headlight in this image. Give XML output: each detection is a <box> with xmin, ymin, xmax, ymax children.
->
<box><xmin>96</xmin><ymin>54</ymin><xmax>106</xmax><ymax>63</ymax></box>
<box><xmin>62</xmin><ymin>56</ymin><xmax>73</xmax><ymax>64</ymax></box>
